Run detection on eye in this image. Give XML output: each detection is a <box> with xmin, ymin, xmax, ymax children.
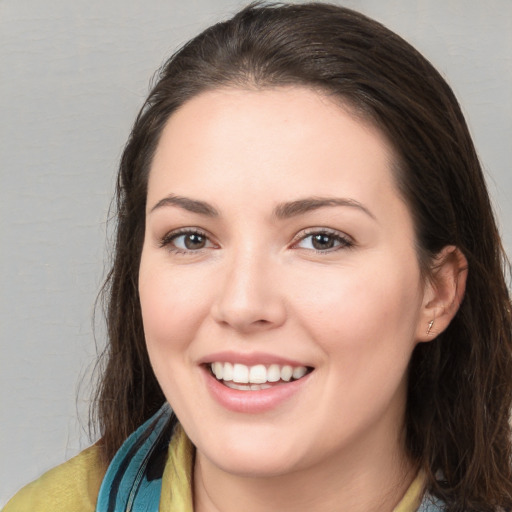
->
<box><xmin>160</xmin><ymin>229</ymin><xmax>216</xmax><ymax>253</ymax></box>
<box><xmin>294</xmin><ymin>229</ymin><xmax>353</xmax><ymax>252</ymax></box>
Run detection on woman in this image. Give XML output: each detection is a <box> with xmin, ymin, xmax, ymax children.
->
<box><xmin>5</xmin><ymin>2</ymin><xmax>512</xmax><ymax>511</ymax></box>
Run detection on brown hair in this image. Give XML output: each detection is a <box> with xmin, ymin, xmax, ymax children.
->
<box><xmin>93</xmin><ymin>3</ymin><xmax>512</xmax><ymax>510</ymax></box>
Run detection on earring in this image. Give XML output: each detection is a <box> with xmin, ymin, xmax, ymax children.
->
<box><xmin>426</xmin><ymin>319</ymin><xmax>435</xmax><ymax>335</ymax></box>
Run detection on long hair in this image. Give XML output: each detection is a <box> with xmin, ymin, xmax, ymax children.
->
<box><xmin>93</xmin><ymin>3</ymin><xmax>512</xmax><ymax>509</ymax></box>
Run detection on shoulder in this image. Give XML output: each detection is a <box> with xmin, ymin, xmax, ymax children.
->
<box><xmin>3</xmin><ymin>444</ymin><xmax>106</xmax><ymax>512</ymax></box>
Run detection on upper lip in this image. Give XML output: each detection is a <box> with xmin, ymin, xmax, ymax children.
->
<box><xmin>198</xmin><ymin>351</ymin><xmax>312</xmax><ymax>368</ymax></box>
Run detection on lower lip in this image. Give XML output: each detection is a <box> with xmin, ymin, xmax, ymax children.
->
<box><xmin>203</xmin><ymin>368</ymin><xmax>312</xmax><ymax>414</ymax></box>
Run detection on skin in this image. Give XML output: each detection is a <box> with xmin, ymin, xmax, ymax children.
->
<box><xmin>139</xmin><ymin>87</ymin><xmax>466</xmax><ymax>512</ymax></box>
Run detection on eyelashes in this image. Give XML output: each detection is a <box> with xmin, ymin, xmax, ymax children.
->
<box><xmin>292</xmin><ymin>228</ymin><xmax>354</xmax><ymax>252</ymax></box>
<box><xmin>158</xmin><ymin>228</ymin><xmax>215</xmax><ymax>253</ymax></box>
<box><xmin>158</xmin><ymin>227</ymin><xmax>354</xmax><ymax>255</ymax></box>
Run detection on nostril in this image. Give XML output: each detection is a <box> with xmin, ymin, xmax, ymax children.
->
<box><xmin>210</xmin><ymin>289</ymin><xmax>287</xmax><ymax>332</ymax></box>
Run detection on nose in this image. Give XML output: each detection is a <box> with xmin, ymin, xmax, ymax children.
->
<box><xmin>211</xmin><ymin>250</ymin><xmax>287</xmax><ymax>333</ymax></box>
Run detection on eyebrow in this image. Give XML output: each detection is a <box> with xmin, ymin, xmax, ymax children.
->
<box><xmin>273</xmin><ymin>197</ymin><xmax>376</xmax><ymax>221</ymax></box>
<box><xmin>150</xmin><ymin>195</ymin><xmax>219</xmax><ymax>216</ymax></box>
<box><xmin>150</xmin><ymin>194</ymin><xmax>375</xmax><ymax>220</ymax></box>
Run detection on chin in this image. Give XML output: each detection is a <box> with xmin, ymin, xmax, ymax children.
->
<box><xmin>204</xmin><ymin>447</ymin><xmax>304</xmax><ymax>478</ymax></box>
<box><xmin>191</xmin><ymin>422</ymin><xmax>312</xmax><ymax>478</ymax></box>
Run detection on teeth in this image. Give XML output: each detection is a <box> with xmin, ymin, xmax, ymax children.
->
<box><xmin>232</xmin><ymin>363</ymin><xmax>249</xmax><ymax>383</ymax></box>
<box><xmin>213</xmin><ymin>362</ymin><xmax>223</xmax><ymax>380</ymax></box>
<box><xmin>223</xmin><ymin>362</ymin><xmax>234</xmax><ymax>381</ymax></box>
<box><xmin>225</xmin><ymin>381</ymin><xmax>250</xmax><ymax>391</ymax></box>
<box><xmin>224</xmin><ymin>382</ymin><xmax>274</xmax><ymax>391</ymax></box>
<box><xmin>210</xmin><ymin>362</ymin><xmax>309</xmax><ymax>385</ymax></box>
<box><xmin>267</xmin><ymin>364</ymin><xmax>281</xmax><ymax>382</ymax></box>
<box><xmin>292</xmin><ymin>366</ymin><xmax>308</xmax><ymax>379</ymax></box>
<box><xmin>251</xmin><ymin>383</ymin><xmax>272</xmax><ymax>390</ymax></box>
<box><xmin>249</xmin><ymin>364</ymin><xmax>267</xmax><ymax>384</ymax></box>
<box><xmin>281</xmin><ymin>365</ymin><xmax>293</xmax><ymax>382</ymax></box>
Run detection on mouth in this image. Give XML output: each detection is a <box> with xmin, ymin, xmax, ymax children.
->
<box><xmin>207</xmin><ymin>362</ymin><xmax>314</xmax><ymax>391</ymax></box>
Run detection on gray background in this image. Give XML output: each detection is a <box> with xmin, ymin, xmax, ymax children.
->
<box><xmin>1</xmin><ymin>0</ymin><xmax>511</xmax><ymax>505</ymax></box>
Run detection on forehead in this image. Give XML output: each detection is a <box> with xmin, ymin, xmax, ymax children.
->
<box><xmin>147</xmin><ymin>86</ymin><xmax>401</xmax><ymax>215</ymax></box>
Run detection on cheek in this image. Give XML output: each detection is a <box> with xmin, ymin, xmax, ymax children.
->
<box><xmin>138</xmin><ymin>259</ymin><xmax>210</xmax><ymax>411</ymax></box>
<box><xmin>289</xmin><ymin>261</ymin><xmax>423</xmax><ymax>432</ymax></box>
<box><xmin>139</xmin><ymin>252</ymin><xmax>211</xmax><ymax>332</ymax></box>
<box><xmin>138</xmin><ymin>257</ymin><xmax>210</xmax><ymax>356</ymax></box>
<box><xmin>291</xmin><ymin>258</ymin><xmax>423</xmax><ymax>363</ymax></box>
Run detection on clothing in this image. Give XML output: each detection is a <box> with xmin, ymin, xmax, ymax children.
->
<box><xmin>4</xmin><ymin>404</ymin><xmax>441</xmax><ymax>511</ymax></box>
<box><xmin>2</xmin><ymin>443</ymin><xmax>104</xmax><ymax>511</ymax></box>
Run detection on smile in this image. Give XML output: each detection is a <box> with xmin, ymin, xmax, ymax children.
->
<box><xmin>209</xmin><ymin>362</ymin><xmax>311</xmax><ymax>391</ymax></box>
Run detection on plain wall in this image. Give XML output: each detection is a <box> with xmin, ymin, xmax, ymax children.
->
<box><xmin>1</xmin><ymin>0</ymin><xmax>511</xmax><ymax>505</ymax></box>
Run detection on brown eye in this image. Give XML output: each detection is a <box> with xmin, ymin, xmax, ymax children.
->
<box><xmin>183</xmin><ymin>233</ymin><xmax>206</xmax><ymax>250</ymax></box>
<box><xmin>161</xmin><ymin>230</ymin><xmax>215</xmax><ymax>252</ymax></box>
<box><xmin>311</xmin><ymin>233</ymin><xmax>336</xmax><ymax>250</ymax></box>
<box><xmin>295</xmin><ymin>230</ymin><xmax>353</xmax><ymax>252</ymax></box>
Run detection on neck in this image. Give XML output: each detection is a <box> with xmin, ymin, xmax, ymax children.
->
<box><xmin>193</xmin><ymin>428</ymin><xmax>416</xmax><ymax>512</ymax></box>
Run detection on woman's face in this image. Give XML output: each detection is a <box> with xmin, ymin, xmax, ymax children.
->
<box><xmin>139</xmin><ymin>87</ymin><xmax>430</xmax><ymax>477</ymax></box>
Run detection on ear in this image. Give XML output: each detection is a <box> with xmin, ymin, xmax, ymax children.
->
<box><xmin>416</xmin><ymin>245</ymin><xmax>468</xmax><ymax>342</ymax></box>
